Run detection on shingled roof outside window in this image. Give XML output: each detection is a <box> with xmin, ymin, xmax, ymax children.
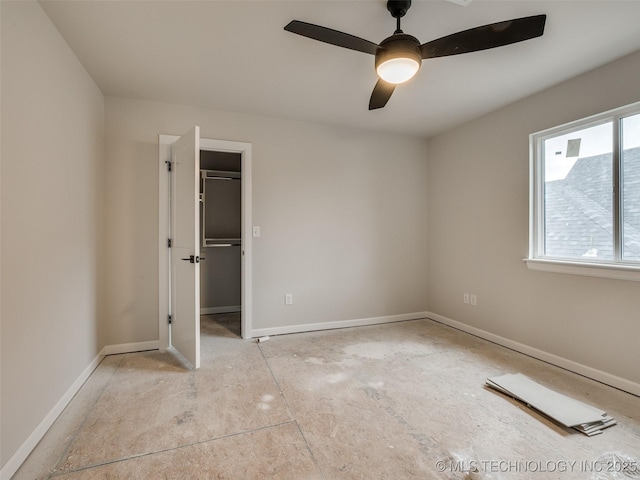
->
<box><xmin>544</xmin><ymin>147</ymin><xmax>640</xmax><ymax>261</ymax></box>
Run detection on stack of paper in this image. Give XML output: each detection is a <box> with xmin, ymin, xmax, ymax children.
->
<box><xmin>486</xmin><ymin>373</ymin><xmax>616</xmax><ymax>436</ymax></box>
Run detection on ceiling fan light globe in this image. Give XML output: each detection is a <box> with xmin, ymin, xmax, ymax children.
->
<box><xmin>375</xmin><ymin>33</ymin><xmax>423</xmax><ymax>85</ymax></box>
<box><xmin>376</xmin><ymin>57</ymin><xmax>420</xmax><ymax>84</ymax></box>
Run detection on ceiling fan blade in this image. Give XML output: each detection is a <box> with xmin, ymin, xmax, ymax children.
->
<box><xmin>369</xmin><ymin>79</ymin><xmax>396</xmax><ymax>110</ymax></box>
<box><xmin>284</xmin><ymin>20</ymin><xmax>379</xmax><ymax>55</ymax></box>
<box><xmin>420</xmin><ymin>14</ymin><xmax>546</xmax><ymax>59</ymax></box>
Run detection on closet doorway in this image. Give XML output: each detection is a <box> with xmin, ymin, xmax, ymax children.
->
<box><xmin>200</xmin><ymin>151</ymin><xmax>242</xmax><ymax>319</ymax></box>
<box><xmin>158</xmin><ymin>130</ymin><xmax>253</xmax><ymax>369</ymax></box>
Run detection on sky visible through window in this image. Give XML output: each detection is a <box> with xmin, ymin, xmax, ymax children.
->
<box><xmin>544</xmin><ymin>114</ymin><xmax>640</xmax><ymax>181</ymax></box>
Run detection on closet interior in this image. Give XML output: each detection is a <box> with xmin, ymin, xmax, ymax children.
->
<box><xmin>199</xmin><ymin>150</ymin><xmax>242</xmax><ymax>318</ymax></box>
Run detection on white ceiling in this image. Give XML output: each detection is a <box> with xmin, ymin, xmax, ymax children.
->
<box><xmin>40</xmin><ymin>0</ymin><xmax>640</xmax><ymax>139</ymax></box>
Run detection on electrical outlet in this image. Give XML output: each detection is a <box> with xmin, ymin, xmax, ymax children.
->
<box><xmin>285</xmin><ymin>293</ymin><xmax>293</xmax><ymax>305</ymax></box>
<box><xmin>470</xmin><ymin>294</ymin><xmax>477</xmax><ymax>306</ymax></box>
<box><xmin>463</xmin><ymin>293</ymin><xmax>470</xmax><ymax>304</ymax></box>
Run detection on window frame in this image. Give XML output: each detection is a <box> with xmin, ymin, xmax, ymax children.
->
<box><xmin>526</xmin><ymin>101</ymin><xmax>640</xmax><ymax>281</ymax></box>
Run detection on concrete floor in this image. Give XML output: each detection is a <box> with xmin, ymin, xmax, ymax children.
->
<box><xmin>14</xmin><ymin>315</ymin><xmax>640</xmax><ymax>479</ymax></box>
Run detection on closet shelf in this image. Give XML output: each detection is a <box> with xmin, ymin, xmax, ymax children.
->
<box><xmin>204</xmin><ymin>238</ymin><xmax>241</xmax><ymax>247</ymax></box>
<box><xmin>202</xmin><ymin>169</ymin><xmax>241</xmax><ymax>180</ymax></box>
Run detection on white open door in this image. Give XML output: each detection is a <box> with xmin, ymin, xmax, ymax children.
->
<box><xmin>170</xmin><ymin>126</ymin><xmax>200</xmax><ymax>369</ymax></box>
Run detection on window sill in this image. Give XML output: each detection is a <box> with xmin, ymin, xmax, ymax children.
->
<box><xmin>524</xmin><ymin>258</ymin><xmax>640</xmax><ymax>282</ymax></box>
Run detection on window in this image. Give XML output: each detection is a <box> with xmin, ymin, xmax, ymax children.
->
<box><xmin>527</xmin><ymin>102</ymin><xmax>640</xmax><ymax>281</ymax></box>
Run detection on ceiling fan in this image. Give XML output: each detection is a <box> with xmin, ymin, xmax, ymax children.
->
<box><xmin>284</xmin><ymin>0</ymin><xmax>546</xmax><ymax>110</ymax></box>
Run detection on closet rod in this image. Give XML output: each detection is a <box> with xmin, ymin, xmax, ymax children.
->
<box><xmin>202</xmin><ymin>169</ymin><xmax>241</xmax><ymax>181</ymax></box>
<box><xmin>206</xmin><ymin>176</ymin><xmax>240</xmax><ymax>181</ymax></box>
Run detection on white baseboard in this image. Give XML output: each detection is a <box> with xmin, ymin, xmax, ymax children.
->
<box><xmin>201</xmin><ymin>306</ymin><xmax>241</xmax><ymax>315</ymax></box>
<box><xmin>427</xmin><ymin>312</ymin><xmax>640</xmax><ymax>397</ymax></box>
<box><xmin>0</xmin><ymin>340</ymin><xmax>162</xmax><ymax>479</ymax></box>
<box><xmin>249</xmin><ymin>312</ymin><xmax>429</xmax><ymax>338</ymax></box>
<box><xmin>102</xmin><ymin>340</ymin><xmax>160</xmax><ymax>356</ymax></box>
<box><xmin>0</xmin><ymin>350</ymin><xmax>105</xmax><ymax>480</ymax></box>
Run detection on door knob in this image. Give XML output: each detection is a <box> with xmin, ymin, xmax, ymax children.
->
<box><xmin>181</xmin><ymin>255</ymin><xmax>200</xmax><ymax>263</ymax></box>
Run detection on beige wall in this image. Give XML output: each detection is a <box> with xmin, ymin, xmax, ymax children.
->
<box><xmin>427</xmin><ymin>50</ymin><xmax>640</xmax><ymax>386</ymax></box>
<box><xmin>1</xmin><ymin>0</ymin><xmax>105</xmax><ymax>469</ymax></box>
<box><xmin>103</xmin><ymin>97</ymin><xmax>429</xmax><ymax>345</ymax></box>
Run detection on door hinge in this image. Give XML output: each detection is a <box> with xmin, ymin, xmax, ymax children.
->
<box><xmin>168</xmin><ymin>315</ymin><xmax>172</xmax><ymax>325</ymax></box>
<box><xmin>167</xmin><ymin>238</ymin><xmax>172</xmax><ymax>248</ymax></box>
<box><xmin>166</xmin><ymin>160</ymin><xmax>172</xmax><ymax>172</ymax></box>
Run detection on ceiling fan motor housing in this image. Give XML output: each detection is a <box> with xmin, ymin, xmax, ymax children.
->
<box><xmin>387</xmin><ymin>0</ymin><xmax>412</xmax><ymax>18</ymax></box>
<box><xmin>375</xmin><ymin>33</ymin><xmax>422</xmax><ymax>75</ymax></box>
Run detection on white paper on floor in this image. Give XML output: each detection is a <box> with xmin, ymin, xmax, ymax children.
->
<box><xmin>486</xmin><ymin>373</ymin><xmax>616</xmax><ymax>436</ymax></box>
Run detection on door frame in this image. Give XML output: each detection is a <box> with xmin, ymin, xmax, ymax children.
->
<box><xmin>159</xmin><ymin>134</ymin><xmax>253</xmax><ymax>349</ymax></box>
